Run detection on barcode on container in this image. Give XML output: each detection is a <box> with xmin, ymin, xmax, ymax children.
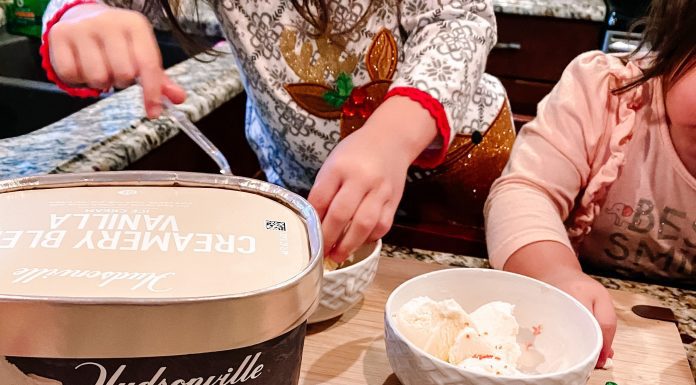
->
<box><xmin>266</xmin><ymin>220</ymin><xmax>286</xmax><ymax>231</ymax></box>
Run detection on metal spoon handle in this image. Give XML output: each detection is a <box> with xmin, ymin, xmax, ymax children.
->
<box><xmin>162</xmin><ymin>99</ymin><xmax>233</xmax><ymax>175</ymax></box>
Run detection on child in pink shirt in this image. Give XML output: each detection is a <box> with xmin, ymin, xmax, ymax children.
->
<box><xmin>485</xmin><ymin>0</ymin><xmax>696</xmax><ymax>367</ymax></box>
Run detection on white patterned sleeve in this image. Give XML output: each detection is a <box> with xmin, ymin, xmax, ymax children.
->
<box><xmin>392</xmin><ymin>0</ymin><xmax>497</xmax><ymax>147</ymax></box>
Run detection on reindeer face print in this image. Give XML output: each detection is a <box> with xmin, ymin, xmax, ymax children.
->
<box><xmin>283</xmin><ymin>29</ymin><xmax>399</xmax><ymax>139</ymax></box>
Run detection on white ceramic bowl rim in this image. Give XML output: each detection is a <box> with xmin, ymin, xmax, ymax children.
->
<box><xmin>385</xmin><ymin>268</ymin><xmax>603</xmax><ymax>380</ymax></box>
<box><xmin>324</xmin><ymin>239</ymin><xmax>383</xmax><ymax>275</ymax></box>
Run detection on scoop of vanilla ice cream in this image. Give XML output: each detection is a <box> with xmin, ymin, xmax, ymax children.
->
<box><xmin>470</xmin><ymin>301</ymin><xmax>519</xmax><ymax>339</ymax></box>
<box><xmin>397</xmin><ymin>297</ymin><xmax>526</xmax><ymax>377</ymax></box>
<box><xmin>448</xmin><ymin>326</ymin><xmax>495</xmax><ymax>364</ymax></box>
<box><xmin>0</xmin><ymin>357</ymin><xmax>62</xmax><ymax>385</ymax></box>
<box><xmin>396</xmin><ymin>297</ymin><xmax>473</xmax><ymax>361</ymax></box>
<box><xmin>470</xmin><ymin>301</ymin><xmax>522</xmax><ymax>364</ymax></box>
<box><xmin>458</xmin><ymin>356</ymin><xmax>521</xmax><ymax>376</ymax></box>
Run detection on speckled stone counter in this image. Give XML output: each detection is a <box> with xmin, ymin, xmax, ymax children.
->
<box><xmin>493</xmin><ymin>0</ymin><xmax>606</xmax><ymax>21</ymax></box>
<box><xmin>382</xmin><ymin>244</ymin><xmax>696</xmax><ymax>377</ymax></box>
<box><xmin>0</xmin><ymin>44</ymin><xmax>244</xmax><ymax>178</ymax></box>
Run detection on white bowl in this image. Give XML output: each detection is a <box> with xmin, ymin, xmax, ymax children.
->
<box><xmin>384</xmin><ymin>268</ymin><xmax>602</xmax><ymax>385</ymax></box>
<box><xmin>308</xmin><ymin>240</ymin><xmax>382</xmax><ymax>324</ymax></box>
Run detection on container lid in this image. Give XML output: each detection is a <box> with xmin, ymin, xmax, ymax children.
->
<box><xmin>1</xmin><ymin>185</ymin><xmax>309</xmax><ymax>300</ymax></box>
<box><xmin>0</xmin><ymin>172</ymin><xmax>323</xmax><ymax>357</ymax></box>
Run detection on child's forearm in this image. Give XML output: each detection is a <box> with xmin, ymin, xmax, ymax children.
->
<box><xmin>504</xmin><ymin>241</ymin><xmax>582</xmax><ymax>282</ymax></box>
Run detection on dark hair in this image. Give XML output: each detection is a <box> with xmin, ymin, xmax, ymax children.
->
<box><xmin>144</xmin><ymin>0</ymin><xmax>378</xmax><ymax>56</ymax></box>
<box><xmin>615</xmin><ymin>0</ymin><xmax>696</xmax><ymax>93</ymax></box>
<box><xmin>123</xmin><ymin>0</ymin><xmax>215</xmax><ymax>57</ymax></box>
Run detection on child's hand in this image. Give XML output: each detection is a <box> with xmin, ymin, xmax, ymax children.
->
<box><xmin>504</xmin><ymin>242</ymin><xmax>617</xmax><ymax>368</ymax></box>
<box><xmin>542</xmin><ymin>270</ymin><xmax>617</xmax><ymax>368</ymax></box>
<box><xmin>310</xmin><ymin>127</ymin><xmax>408</xmax><ymax>262</ymax></box>
<box><xmin>47</xmin><ymin>3</ymin><xmax>186</xmax><ymax>117</ymax></box>
<box><xmin>309</xmin><ymin>96</ymin><xmax>438</xmax><ymax>262</ymax></box>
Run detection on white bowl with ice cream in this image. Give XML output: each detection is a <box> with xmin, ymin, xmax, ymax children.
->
<box><xmin>384</xmin><ymin>268</ymin><xmax>602</xmax><ymax>385</ymax></box>
<box><xmin>309</xmin><ymin>240</ymin><xmax>382</xmax><ymax>323</ymax></box>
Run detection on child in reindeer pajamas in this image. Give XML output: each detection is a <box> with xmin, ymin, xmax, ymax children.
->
<box><xmin>42</xmin><ymin>0</ymin><xmax>514</xmax><ymax>262</ymax></box>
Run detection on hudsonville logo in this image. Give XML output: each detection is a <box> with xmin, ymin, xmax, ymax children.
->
<box><xmin>75</xmin><ymin>352</ymin><xmax>265</xmax><ymax>385</ymax></box>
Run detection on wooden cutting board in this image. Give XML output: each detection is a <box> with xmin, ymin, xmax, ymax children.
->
<box><xmin>300</xmin><ymin>257</ymin><xmax>695</xmax><ymax>385</ymax></box>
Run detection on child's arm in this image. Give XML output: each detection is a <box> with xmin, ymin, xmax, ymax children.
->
<box><xmin>310</xmin><ymin>0</ymin><xmax>497</xmax><ymax>261</ymax></box>
<box><xmin>485</xmin><ymin>51</ymin><xmax>627</xmax><ymax>367</ymax></box>
<box><xmin>388</xmin><ymin>0</ymin><xmax>498</xmax><ymax>166</ymax></box>
<box><xmin>41</xmin><ymin>0</ymin><xmax>186</xmax><ymax>117</ymax></box>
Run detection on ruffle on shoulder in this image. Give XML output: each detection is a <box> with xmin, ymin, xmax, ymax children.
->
<box><xmin>566</xmin><ymin>53</ymin><xmax>653</xmax><ymax>246</ymax></box>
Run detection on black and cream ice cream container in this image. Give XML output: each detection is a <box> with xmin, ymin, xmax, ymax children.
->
<box><xmin>0</xmin><ymin>171</ymin><xmax>323</xmax><ymax>385</ymax></box>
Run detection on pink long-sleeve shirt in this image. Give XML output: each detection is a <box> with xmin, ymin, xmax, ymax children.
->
<box><xmin>485</xmin><ymin>51</ymin><xmax>695</xmax><ymax>285</ymax></box>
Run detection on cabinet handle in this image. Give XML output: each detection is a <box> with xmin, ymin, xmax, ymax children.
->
<box><xmin>494</xmin><ymin>42</ymin><xmax>522</xmax><ymax>50</ymax></box>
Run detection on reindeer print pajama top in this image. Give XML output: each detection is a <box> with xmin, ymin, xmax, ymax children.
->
<box><xmin>44</xmin><ymin>0</ymin><xmax>507</xmax><ymax>194</ymax></box>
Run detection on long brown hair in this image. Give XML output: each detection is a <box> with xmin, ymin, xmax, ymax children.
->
<box><xmin>615</xmin><ymin>0</ymin><xmax>696</xmax><ymax>93</ymax></box>
<box><xmin>142</xmin><ymin>0</ymin><xmax>378</xmax><ymax>55</ymax></box>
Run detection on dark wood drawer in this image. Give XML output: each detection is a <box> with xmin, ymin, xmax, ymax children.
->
<box><xmin>499</xmin><ymin>76</ymin><xmax>555</xmax><ymax>116</ymax></box>
<box><xmin>487</xmin><ymin>14</ymin><xmax>603</xmax><ymax>82</ymax></box>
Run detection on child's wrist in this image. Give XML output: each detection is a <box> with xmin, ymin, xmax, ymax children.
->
<box><xmin>364</xmin><ymin>96</ymin><xmax>438</xmax><ymax>162</ymax></box>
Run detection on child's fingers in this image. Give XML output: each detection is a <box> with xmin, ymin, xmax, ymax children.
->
<box><xmin>321</xmin><ymin>184</ymin><xmax>366</xmax><ymax>261</ymax></box>
<box><xmin>128</xmin><ymin>23</ymin><xmax>164</xmax><ymax>118</ymax></box>
<box><xmin>308</xmin><ymin>171</ymin><xmax>341</xmax><ymax>220</ymax></box>
<box><xmin>47</xmin><ymin>26</ymin><xmax>82</xmax><ymax>85</ymax></box>
<box><xmin>331</xmin><ymin>191</ymin><xmax>385</xmax><ymax>260</ymax></box>
<box><xmin>75</xmin><ymin>37</ymin><xmax>111</xmax><ymax>89</ymax></box>
<box><xmin>102</xmin><ymin>31</ymin><xmax>137</xmax><ymax>89</ymax></box>
<box><xmin>593</xmin><ymin>292</ymin><xmax>617</xmax><ymax>368</ymax></box>
<box><xmin>368</xmin><ymin>200</ymin><xmax>397</xmax><ymax>241</ymax></box>
<box><xmin>162</xmin><ymin>75</ymin><xmax>187</xmax><ymax>104</ymax></box>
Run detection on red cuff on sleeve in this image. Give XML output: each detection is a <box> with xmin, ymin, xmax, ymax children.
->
<box><xmin>384</xmin><ymin>87</ymin><xmax>451</xmax><ymax>169</ymax></box>
<box><xmin>40</xmin><ymin>0</ymin><xmax>102</xmax><ymax>98</ymax></box>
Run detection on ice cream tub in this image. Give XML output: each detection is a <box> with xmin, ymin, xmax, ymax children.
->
<box><xmin>0</xmin><ymin>171</ymin><xmax>323</xmax><ymax>385</ymax></box>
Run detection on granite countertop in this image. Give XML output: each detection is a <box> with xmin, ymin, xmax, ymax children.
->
<box><xmin>493</xmin><ymin>0</ymin><xmax>606</xmax><ymax>21</ymax></box>
<box><xmin>0</xmin><ymin>44</ymin><xmax>244</xmax><ymax>177</ymax></box>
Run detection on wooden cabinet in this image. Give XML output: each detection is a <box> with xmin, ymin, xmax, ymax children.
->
<box><xmin>487</xmin><ymin>14</ymin><xmax>604</xmax><ymax>117</ymax></box>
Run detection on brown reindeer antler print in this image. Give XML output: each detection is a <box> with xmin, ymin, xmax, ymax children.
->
<box><xmin>280</xmin><ymin>29</ymin><xmax>359</xmax><ymax>85</ymax></box>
